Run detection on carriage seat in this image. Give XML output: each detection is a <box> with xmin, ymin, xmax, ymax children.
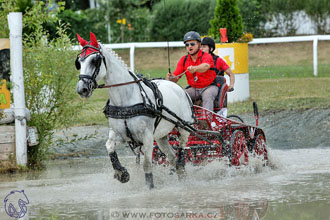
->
<box><xmin>213</xmin><ymin>76</ymin><xmax>228</xmax><ymax>112</ymax></box>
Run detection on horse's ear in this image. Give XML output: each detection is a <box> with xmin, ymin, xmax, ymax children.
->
<box><xmin>89</xmin><ymin>32</ymin><xmax>99</xmax><ymax>48</ymax></box>
<box><xmin>77</xmin><ymin>33</ymin><xmax>88</xmax><ymax>47</ymax></box>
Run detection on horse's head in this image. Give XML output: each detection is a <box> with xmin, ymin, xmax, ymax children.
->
<box><xmin>75</xmin><ymin>32</ymin><xmax>107</xmax><ymax>98</ymax></box>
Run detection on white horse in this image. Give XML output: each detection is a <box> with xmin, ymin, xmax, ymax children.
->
<box><xmin>75</xmin><ymin>32</ymin><xmax>194</xmax><ymax>189</ymax></box>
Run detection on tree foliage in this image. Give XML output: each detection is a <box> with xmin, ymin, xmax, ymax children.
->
<box><xmin>237</xmin><ymin>0</ymin><xmax>267</xmax><ymax>37</ymax></box>
<box><xmin>55</xmin><ymin>0</ymin><xmax>89</xmax><ymax>10</ymax></box>
<box><xmin>0</xmin><ymin>0</ymin><xmax>82</xmax><ymax>169</ymax></box>
<box><xmin>237</xmin><ymin>0</ymin><xmax>330</xmax><ymax>37</ymax></box>
<box><xmin>305</xmin><ymin>0</ymin><xmax>330</xmax><ymax>34</ymax></box>
<box><xmin>45</xmin><ymin>8</ymin><xmax>108</xmax><ymax>43</ymax></box>
<box><xmin>209</xmin><ymin>0</ymin><xmax>244</xmax><ymax>42</ymax></box>
<box><xmin>150</xmin><ymin>0</ymin><xmax>217</xmax><ymax>41</ymax></box>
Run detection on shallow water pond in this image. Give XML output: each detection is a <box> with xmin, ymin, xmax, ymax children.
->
<box><xmin>1</xmin><ymin>147</ymin><xmax>330</xmax><ymax>219</ymax></box>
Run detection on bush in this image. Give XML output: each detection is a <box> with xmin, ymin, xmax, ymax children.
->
<box><xmin>0</xmin><ymin>0</ymin><xmax>16</xmax><ymax>38</ymax></box>
<box><xmin>150</xmin><ymin>0</ymin><xmax>217</xmax><ymax>41</ymax></box>
<box><xmin>1</xmin><ymin>1</ymin><xmax>82</xmax><ymax>169</ymax></box>
<box><xmin>237</xmin><ymin>0</ymin><xmax>267</xmax><ymax>37</ymax></box>
<box><xmin>44</xmin><ymin>9</ymin><xmax>108</xmax><ymax>44</ymax></box>
<box><xmin>209</xmin><ymin>0</ymin><xmax>244</xmax><ymax>42</ymax></box>
<box><xmin>266</xmin><ymin>0</ymin><xmax>305</xmax><ymax>36</ymax></box>
<box><xmin>305</xmin><ymin>0</ymin><xmax>330</xmax><ymax>34</ymax></box>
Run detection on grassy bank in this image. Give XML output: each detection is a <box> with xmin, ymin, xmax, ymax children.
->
<box><xmin>71</xmin><ymin>41</ymin><xmax>330</xmax><ymax>126</ymax></box>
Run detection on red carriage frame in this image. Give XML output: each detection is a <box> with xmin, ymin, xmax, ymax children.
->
<box><xmin>151</xmin><ymin>76</ymin><xmax>269</xmax><ymax>167</ymax></box>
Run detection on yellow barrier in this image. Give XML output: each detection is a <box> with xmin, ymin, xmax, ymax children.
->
<box><xmin>0</xmin><ymin>39</ymin><xmax>10</xmax><ymax>109</ymax></box>
<box><xmin>215</xmin><ymin>43</ymin><xmax>248</xmax><ymax>74</ymax></box>
<box><xmin>0</xmin><ymin>80</ymin><xmax>10</xmax><ymax>109</ymax></box>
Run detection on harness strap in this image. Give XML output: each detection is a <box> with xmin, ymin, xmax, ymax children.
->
<box><xmin>124</xmin><ymin>120</ymin><xmax>142</xmax><ymax>146</ymax></box>
<box><xmin>155</xmin><ymin>105</ymin><xmax>215</xmax><ymax>145</ymax></box>
<box><xmin>103</xmin><ymin>74</ymin><xmax>164</xmax><ymax>133</ymax></box>
<box><xmin>183</xmin><ymin>52</ymin><xmax>204</xmax><ymax>67</ymax></box>
<box><xmin>103</xmin><ymin>101</ymin><xmax>157</xmax><ymax>119</ymax></box>
<box><xmin>210</xmin><ymin>55</ymin><xmax>224</xmax><ymax>76</ymax></box>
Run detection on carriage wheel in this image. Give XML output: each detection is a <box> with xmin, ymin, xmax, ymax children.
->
<box><xmin>252</xmin><ymin>134</ymin><xmax>268</xmax><ymax>165</ymax></box>
<box><xmin>229</xmin><ymin>130</ymin><xmax>249</xmax><ymax>166</ymax></box>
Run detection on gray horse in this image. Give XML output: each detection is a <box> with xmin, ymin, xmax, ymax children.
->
<box><xmin>75</xmin><ymin>32</ymin><xmax>194</xmax><ymax>189</ymax></box>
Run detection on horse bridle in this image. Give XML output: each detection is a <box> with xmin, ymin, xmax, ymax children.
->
<box><xmin>76</xmin><ymin>44</ymin><xmax>107</xmax><ymax>90</ymax></box>
<box><xmin>76</xmin><ymin>45</ymin><xmax>142</xmax><ymax>90</ymax></box>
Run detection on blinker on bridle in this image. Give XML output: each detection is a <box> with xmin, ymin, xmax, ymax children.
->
<box><xmin>75</xmin><ymin>44</ymin><xmax>106</xmax><ymax>71</ymax></box>
<box><xmin>76</xmin><ymin>44</ymin><xmax>107</xmax><ymax>91</ymax></box>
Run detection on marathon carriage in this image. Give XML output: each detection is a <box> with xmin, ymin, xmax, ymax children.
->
<box><xmin>149</xmin><ymin>76</ymin><xmax>268</xmax><ymax>167</ymax></box>
<box><xmin>75</xmin><ymin>32</ymin><xmax>269</xmax><ymax>189</ymax></box>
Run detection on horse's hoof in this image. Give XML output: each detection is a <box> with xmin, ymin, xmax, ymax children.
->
<box><xmin>169</xmin><ymin>168</ymin><xmax>176</xmax><ymax>175</ymax></box>
<box><xmin>145</xmin><ymin>173</ymin><xmax>154</xmax><ymax>189</ymax></box>
<box><xmin>114</xmin><ymin>168</ymin><xmax>130</xmax><ymax>183</ymax></box>
<box><xmin>176</xmin><ymin>167</ymin><xmax>186</xmax><ymax>180</ymax></box>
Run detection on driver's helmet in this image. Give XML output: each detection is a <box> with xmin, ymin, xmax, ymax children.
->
<box><xmin>183</xmin><ymin>31</ymin><xmax>201</xmax><ymax>43</ymax></box>
<box><xmin>201</xmin><ymin>37</ymin><xmax>215</xmax><ymax>53</ymax></box>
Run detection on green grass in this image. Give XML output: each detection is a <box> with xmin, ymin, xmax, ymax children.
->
<box><xmin>249</xmin><ymin>64</ymin><xmax>330</xmax><ymax>80</ymax></box>
<box><xmin>69</xmin><ymin>42</ymin><xmax>330</xmax><ymax>126</ymax></box>
<box><xmin>230</xmin><ymin>77</ymin><xmax>330</xmax><ymax>114</ymax></box>
<box><xmin>72</xmin><ymin>74</ymin><xmax>330</xmax><ymax>126</ymax></box>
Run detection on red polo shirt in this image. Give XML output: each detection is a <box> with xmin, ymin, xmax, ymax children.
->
<box><xmin>216</xmin><ymin>56</ymin><xmax>230</xmax><ymax>72</ymax></box>
<box><xmin>173</xmin><ymin>50</ymin><xmax>216</xmax><ymax>88</ymax></box>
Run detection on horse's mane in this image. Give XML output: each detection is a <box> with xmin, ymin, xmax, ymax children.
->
<box><xmin>101</xmin><ymin>44</ymin><xmax>129</xmax><ymax>70</ymax></box>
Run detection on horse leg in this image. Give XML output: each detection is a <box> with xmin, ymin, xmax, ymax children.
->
<box><xmin>105</xmin><ymin>131</ymin><xmax>130</xmax><ymax>183</ymax></box>
<box><xmin>155</xmin><ymin>136</ymin><xmax>176</xmax><ymax>171</ymax></box>
<box><xmin>176</xmin><ymin>129</ymin><xmax>190</xmax><ymax>178</ymax></box>
<box><xmin>143</xmin><ymin>131</ymin><xmax>155</xmax><ymax>189</ymax></box>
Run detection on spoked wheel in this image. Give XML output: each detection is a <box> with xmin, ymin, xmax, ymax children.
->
<box><xmin>252</xmin><ymin>134</ymin><xmax>268</xmax><ymax>165</ymax></box>
<box><xmin>229</xmin><ymin>130</ymin><xmax>249</xmax><ymax>166</ymax></box>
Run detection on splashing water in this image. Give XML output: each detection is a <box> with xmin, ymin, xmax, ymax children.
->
<box><xmin>0</xmin><ymin>147</ymin><xmax>329</xmax><ymax>219</ymax></box>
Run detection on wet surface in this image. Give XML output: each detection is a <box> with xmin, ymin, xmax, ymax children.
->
<box><xmin>1</xmin><ymin>147</ymin><xmax>330</xmax><ymax>219</ymax></box>
<box><xmin>49</xmin><ymin>109</ymin><xmax>330</xmax><ymax>160</ymax></box>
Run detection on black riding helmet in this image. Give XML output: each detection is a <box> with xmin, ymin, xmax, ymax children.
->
<box><xmin>201</xmin><ymin>37</ymin><xmax>215</xmax><ymax>53</ymax></box>
<box><xmin>183</xmin><ymin>31</ymin><xmax>201</xmax><ymax>43</ymax></box>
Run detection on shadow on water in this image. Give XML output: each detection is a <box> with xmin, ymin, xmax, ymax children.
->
<box><xmin>0</xmin><ymin>147</ymin><xmax>330</xmax><ymax>219</ymax></box>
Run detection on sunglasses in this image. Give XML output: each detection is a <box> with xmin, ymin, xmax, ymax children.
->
<box><xmin>185</xmin><ymin>42</ymin><xmax>196</xmax><ymax>47</ymax></box>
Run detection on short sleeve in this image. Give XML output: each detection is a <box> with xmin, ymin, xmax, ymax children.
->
<box><xmin>217</xmin><ymin>57</ymin><xmax>230</xmax><ymax>71</ymax></box>
<box><xmin>173</xmin><ymin>56</ymin><xmax>185</xmax><ymax>77</ymax></box>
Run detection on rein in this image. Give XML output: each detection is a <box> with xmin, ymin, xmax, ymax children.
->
<box><xmin>97</xmin><ymin>79</ymin><xmax>142</xmax><ymax>89</ymax></box>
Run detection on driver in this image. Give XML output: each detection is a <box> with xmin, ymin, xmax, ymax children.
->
<box><xmin>166</xmin><ymin>31</ymin><xmax>218</xmax><ymax>112</ymax></box>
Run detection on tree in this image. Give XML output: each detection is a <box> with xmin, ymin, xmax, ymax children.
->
<box><xmin>305</xmin><ymin>0</ymin><xmax>330</xmax><ymax>34</ymax></box>
<box><xmin>209</xmin><ymin>0</ymin><xmax>244</xmax><ymax>42</ymax></box>
<box><xmin>150</xmin><ymin>0</ymin><xmax>217</xmax><ymax>41</ymax></box>
<box><xmin>55</xmin><ymin>0</ymin><xmax>89</xmax><ymax>10</ymax></box>
<box><xmin>237</xmin><ymin>0</ymin><xmax>268</xmax><ymax>37</ymax></box>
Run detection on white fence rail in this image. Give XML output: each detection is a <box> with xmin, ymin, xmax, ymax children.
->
<box><xmin>87</xmin><ymin>35</ymin><xmax>330</xmax><ymax>76</ymax></box>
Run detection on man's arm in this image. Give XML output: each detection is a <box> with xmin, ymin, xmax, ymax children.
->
<box><xmin>187</xmin><ymin>63</ymin><xmax>210</xmax><ymax>74</ymax></box>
